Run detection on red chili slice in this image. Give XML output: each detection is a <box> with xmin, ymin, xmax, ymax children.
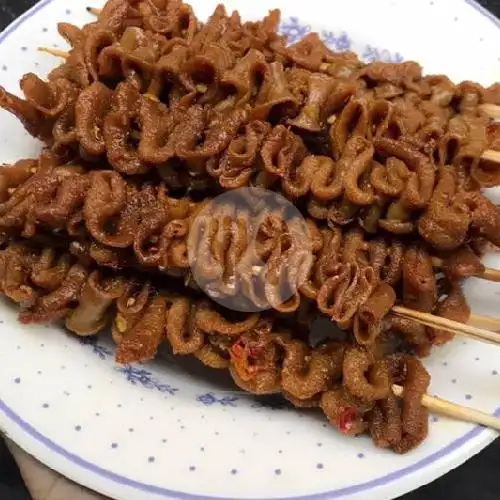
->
<box><xmin>338</xmin><ymin>407</ymin><xmax>357</xmax><ymax>434</ymax></box>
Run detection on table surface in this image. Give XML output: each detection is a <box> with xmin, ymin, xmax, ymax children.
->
<box><xmin>0</xmin><ymin>0</ymin><xmax>499</xmax><ymax>499</ymax></box>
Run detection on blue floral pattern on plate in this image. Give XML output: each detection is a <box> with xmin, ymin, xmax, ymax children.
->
<box><xmin>279</xmin><ymin>17</ymin><xmax>403</xmax><ymax>62</ymax></box>
<box><xmin>362</xmin><ymin>45</ymin><xmax>404</xmax><ymax>63</ymax></box>
<box><xmin>80</xmin><ymin>337</ymin><xmax>178</xmax><ymax>394</ymax></box>
<box><xmin>197</xmin><ymin>393</ymin><xmax>240</xmax><ymax>407</ymax></box>
<box><xmin>321</xmin><ymin>31</ymin><xmax>352</xmax><ymax>52</ymax></box>
<box><xmin>116</xmin><ymin>366</ymin><xmax>179</xmax><ymax>395</ymax></box>
<box><xmin>79</xmin><ymin>336</ymin><xmax>113</xmax><ymax>360</ymax></box>
<box><xmin>279</xmin><ymin>17</ymin><xmax>311</xmax><ymax>43</ymax></box>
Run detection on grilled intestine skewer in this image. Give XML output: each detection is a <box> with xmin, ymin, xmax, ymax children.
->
<box><xmin>25</xmin><ymin>1</ymin><xmax>500</xmax><ymax>160</ymax></box>
<box><xmin>2</xmin><ymin>239</ymin><xmax>500</xmax><ymax>447</ymax></box>
<box><xmin>41</xmin><ymin>27</ymin><xmax>500</xmax><ymax>138</ymax></box>
<box><xmin>27</xmin><ymin>43</ymin><xmax>500</xmax><ymax>172</ymax></box>
<box><xmin>0</xmin><ymin>238</ymin><xmax>431</xmax><ymax>452</ymax></box>
<box><xmin>2</xmin><ymin>153</ymin><xmax>499</xmax><ymax>263</ymax></box>
<box><xmin>1</xmin><ymin>156</ymin><xmax>500</xmax><ymax>349</ymax></box>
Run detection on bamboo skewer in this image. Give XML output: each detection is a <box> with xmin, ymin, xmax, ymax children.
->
<box><xmin>37</xmin><ymin>47</ymin><xmax>69</xmax><ymax>59</ymax></box>
<box><xmin>468</xmin><ymin>313</ymin><xmax>500</xmax><ymax>332</ymax></box>
<box><xmin>86</xmin><ymin>6</ymin><xmax>101</xmax><ymax>16</ymax></box>
<box><xmin>392</xmin><ymin>385</ymin><xmax>500</xmax><ymax>431</ymax></box>
<box><xmin>472</xmin><ymin>267</ymin><xmax>500</xmax><ymax>282</ymax></box>
<box><xmin>217</xmin><ymin>386</ymin><xmax>500</xmax><ymax>431</ymax></box>
<box><xmin>392</xmin><ymin>306</ymin><xmax>500</xmax><ymax>346</ymax></box>
<box><xmin>481</xmin><ymin>149</ymin><xmax>500</xmax><ymax>164</ymax></box>
<box><xmin>395</xmin><ymin>315</ymin><xmax>499</xmax><ymax>346</ymax></box>
<box><xmin>431</xmin><ymin>257</ymin><xmax>500</xmax><ymax>283</ymax></box>
<box><xmin>480</xmin><ymin>103</ymin><xmax>500</xmax><ymax>121</ymax></box>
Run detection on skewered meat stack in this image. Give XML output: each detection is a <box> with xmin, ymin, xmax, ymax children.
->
<box><xmin>1</xmin><ymin>0</ymin><xmax>500</xmax><ymax>453</ymax></box>
<box><xmin>0</xmin><ymin>238</ymin><xmax>431</xmax><ymax>452</ymax></box>
<box><xmin>0</xmin><ymin>154</ymin><xmax>478</xmax><ymax>349</ymax></box>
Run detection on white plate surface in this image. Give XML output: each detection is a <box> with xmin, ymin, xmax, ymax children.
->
<box><xmin>1</xmin><ymin>1</ymin><xmax>500</xmax><ymax>499</ymax></box>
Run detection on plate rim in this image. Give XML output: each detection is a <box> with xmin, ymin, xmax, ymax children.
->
<box><xmin>0</xmin><ymin>0</ymin><xmax>499</xmax><ymax>499</ymax></box>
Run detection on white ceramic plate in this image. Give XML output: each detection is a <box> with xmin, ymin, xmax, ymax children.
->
<box><xmin>1</xmin><ymin>1</ymin><xmax>500</xmax><ymax>499</ymax></box>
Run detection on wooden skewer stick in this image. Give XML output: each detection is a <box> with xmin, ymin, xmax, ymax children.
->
<box><xmin>86</xmin><ymin>6</ymin><xmax>101</xmax><ymax>16</ymax></box>
<box><xmin>390</xmin><ymin>309</ymin><xmax>500</xmax><ymax>345</ymax></box>
<box><xmin>392</xmin><ymin>306</ymin><xmax>500</xmax><ymax>346</ymax></box>
<box><xmin>468</xmin><ymin>313</ymin><xmax>500</xmax><ymax>332</ymax></box>
<box><xmin>392</xmin><ymin>385</ymin><xmax>500</xmax><ymax>431</ymax></box>
<box><xmin>480</xmin><ymin>103</ymin><xmax>500</xmax><ymax>121</ymax></box>
<box><xmin>392</xmin><ymin>314</ymin><xmax>500</xmax><ymax>345</ymax></box>
<box><xmin>476</xmin><ymin>267</ymin><xmax>500</xmax><ymax>282</ymax></box>
<box><xmin>219</xmin><ymin>386</ymin><xmax>500</xmax><ymax>430</ymax></box>
<box><xmin>481</xmin><ymin>149</ymin><xmax>500</xmax><ymax>164</ymax></box>
<box><xmin>431</xmin><ymin>257</ymin><xmax>500</xmax><ymax>283</ymax></box>
<box><xmin>37</xmin><ymin>47</ymin><xmax>69</xmax><ymax>59</ymax></box>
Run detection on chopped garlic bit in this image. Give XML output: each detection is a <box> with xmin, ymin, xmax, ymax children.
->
<box><xmin>115</xmin><ymin>315</ymin><xmax>128</xmax><ymax>333</ymax></box>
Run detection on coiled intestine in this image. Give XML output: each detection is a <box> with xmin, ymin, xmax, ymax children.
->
<box><xmin>4</xmin><ymin>93</ymin><xmax>500</xmax><ymax>246</ymax></box>
<box><xmin>0</xmin><ymin>238</ymin><xmax>430</xmax><ymax>453</ymax></box>
<box><xmin>0</xmin><ymin>157</ymin><xmax>479</xmax><ymax>351</ymax></box>
<box><xmin>2</xmin><ymin>0</ymin><xmax>500</xmax><ymax>187</ymax></box>
<box><xmin>3</xmin><ymin>71</ymin><xmax>499</xmax><ymax>186</ymax></box>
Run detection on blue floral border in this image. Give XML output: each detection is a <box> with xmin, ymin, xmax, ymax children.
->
<box><xmin>279</xmin><ymin>17</ymin><xmax>404</xmax><ymax>63</ymax></box>
<box><xmin>79</xmin><ymin>337</ymin><xmax>292</xmax><ymax>408</ymax></box>
<box><xmin>79</xmin><ymin>337</ymin><xmax>179</xmax><ymax>396</ymax></box>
